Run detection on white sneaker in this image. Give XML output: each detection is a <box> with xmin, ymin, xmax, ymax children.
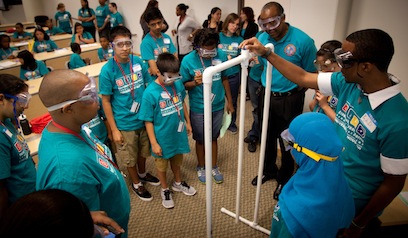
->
<box><xmin>161</xmin><ymin>189</ymin><xmax>174</xmax><ymax>209</ymax></box>
<box><xmin>172</xmin><ymin>181</ymin><xmax>197</xmax><ymax>196</ymax></box>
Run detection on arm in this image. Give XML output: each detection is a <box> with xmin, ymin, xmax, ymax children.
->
<box><xmin>79</xmin><ymin>34</ymin><xmax>95</xmax><ymax>44</ymax></box>
<box><xmin>222</xmin><ymin>76</ymin><xmax>234</xmax><ymax>113</ymax></box>
<box><xmin>145</xmin><ymin>121</ymin><xmax>162</xmax><ymax>157</ymax></box>
<box><xmin>240</xmin><ymin>37</ymin><xmax>319</xmax><ymax>90</ymax></box>
<box><xmin>182</xmin><ymin>101</ymin><xmax>192</xmax><ymax>136</ymax></box>
<box><xmin>147</xmin><ymin>60</ymin><xmax>158</xmax><ymax>76</ymax></box>
<box><xmin>91</xmin><ymin>211</ymin><xmax>125</xmax><ymax>236</ymax></box>
<box><xmin>344</xmin><ymin>174</ymin><xmax>406</xmax><ymax>238</ymax></box>
<box><xmin>101</xmin><ymin>95</ymin><xmax>123</xmax><ymax>145</ymax></box>
<box><xmin>315</xmin><ymin>91</ymin><xmax>336</xmax><ymax>121</ymax></box>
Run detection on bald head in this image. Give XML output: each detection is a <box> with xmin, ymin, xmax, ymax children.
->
<box><xmin>39</xmin><ymin>69</ymin><xmax>89</xmax><ymax>108</ymax></box>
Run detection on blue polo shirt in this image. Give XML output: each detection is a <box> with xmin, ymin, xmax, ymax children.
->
<box><xmin>180</xmin><ymin>49</ymin><xmax>233</xmax><ymax>113</ymax></box>
<box><xmin>258</xmin><ymin>24</ymin><xmax>317</xmax><ymax>92</ymax></box>
<box><xmin>55</xmin><ymin>11</ymin><xmax>72</xmax><ymax>33</ymax></box>
<box><xmin>141</xmin><ymin>33</ymin><xmax>176</xmax><ymax>62</ymax></box>
<box><xmin>218</xmin><ymin>32</ymin><xmax>243</xmax><ymax>75</ymax></box>
<box><xmin>33</xmin><ymin>39</ymin><xmax>58</xmax><ymax>53</ymax></box>
<box><xmin>20</xmin><ymin>60</ymin><xmax>49</xmax><ymax>80</ymax></box>
<box><xmin>109</xmin><ymin>12</ymin><xmax>124</xmax><ymax>28</ymax></box>
<box><xmin>95</xmin><ymin>4</ymin><xmax>110</xmax><ymax>28</ymax></box>
<box><xmin>78</xmin><ymin>8</ymin><xmax>96</xmax><ymax>27</ymax></box>
<box><xmin>318</xmin><ymin>72</ymin><xmax>408</xmax><ymax>213</ymax></box>
<box><xmin>99</xmin><ymin>55</ymin><xmax>152</xmax><ymax>131</ymax></box>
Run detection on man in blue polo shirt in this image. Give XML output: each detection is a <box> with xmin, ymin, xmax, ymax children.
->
<box><xmin>250</xmin><ymin>2</ymin><xmax>317</xmax><ymax>200</ymax></box>
<box><xmin>241</xmin><ymin>28</ymin><xmax>408</xmax><ymax>238</ymax></box>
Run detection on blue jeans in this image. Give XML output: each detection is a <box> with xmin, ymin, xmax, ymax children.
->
<box><xmin>247</xmin><ymin>76</ymin><xmax>261</xmax><ymax>142</ymax></box>
<box><xmin>227</xmin><ymin>72</ymin><xmax>241</xmax><ymax>127</ymax></box>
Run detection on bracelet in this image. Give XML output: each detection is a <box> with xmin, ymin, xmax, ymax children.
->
<box><xmin>261</xmin><ymin>47</ymin><xmax>272</xmax><ymax>58</ymax></box>
<box><xmin>351</xmin><ymin>220</ymin><xmax>365</xmax><ymax>229</ymax></box>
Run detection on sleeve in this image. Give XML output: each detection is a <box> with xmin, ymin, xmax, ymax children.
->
<box><xmin>301</xmin><ymin>37</ymin><xmax>318</xmax><ymax>73</ymax></box>
<box><xmin>0</xmin><ymin>135</ymin><xmax>12</xmax><ymax>179</ymax></box>
<box><xmin>140</xmin><ymin>38</ymin><xmax>154</xmax><ymax>61</ymax></box>
<box><xmin>98</xmin><ymin>64</ymin><xmax>114</xmax><ymax>95</ymax></box>
<box><xmin>380</xmin><ymin>126</ymin><xmax>408</xmax><ymax>175</ymax></box>
<box><xmin>138</xmin><ymin>91</ymin><xmax>154</xmax><ymax>122</ymax></box>
<box><xmin>180</xmin><ymin>59</ymin><xmax>193</xmax><ymax>83</ymax></box>
<box><xmin>50</xmin><ymin>40</ymin><xmax>58</xmax><ymax>50</ymax></box>
<box><xmin>98</xmin><ymin>48</ymin><xmax>104</xmax><ymax>61</ymax></box>
<box><xmin>91</xmin><ymin>9</ymin><xmax>95</xmax><ymax>16</ymax></box>
<box><xmin>71</xmin><ymin>34</ymin><xmax>75</xmax><ymax>42</ymax></box>
<box><xmin>68</xmin><ymin>12</ymin><xmax>72</xmax><ymax>19</ymax></box>
<box><xmin>117</xmin><ymin>13</ymin><xmax>124</xmax><ymax>25</ymax></box>
<box><xmin>169</xmin><ymin>37</ymin><xmax>177</xmax><ymax>54</ymax></box>
<box><xmin>39</xmin><ymin>61</ymin><xmax>50</xmax><ymax>76</ymax></box>
<box><xmin>33</xmin><ymin>42</ymin><xmax>39</xmax><ymax>53</ymax></box>
<box><xmin>85</xmin><ymin>32</ymin><xmax>93</xmax><ymax>40</ymax></box>
<box><xmin>26</xmin><ymin>32</ymin><xmax>33</xmax><ymax>38</ymax></box>
<box><xmin>54</xmin><ymin>12</ymin><xmax>58</xmax><ymax>21</ymax></box>
<box><xmin>78</xmin><ymin>9</ymin><xmax>82</xmax><ymax>18</ymax></box>
<box><xmin>12</xmin><ymin>32</ymin><xmax>18</xmax><ymax>38</ymax></box>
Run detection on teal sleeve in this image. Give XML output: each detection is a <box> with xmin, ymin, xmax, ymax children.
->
<box><xmin>33</xmin><ymin>41</ymin><xmax>40</xmax><ymax>53</ymax></box>
<box><xmin>38</xmin><ymin>61</ymin><xmax>50</xmax><ymax>76</ymax></box>
<box><xmin>98</xmin><ymin>48</ymin><xmax>104</xmax><ymax>60</ymax></box>
<box><xmin>19</xmin><ymin>68</ymin><xmax>25</xmax><ymax>80</ymax></box>
<box><xmin>71</xmin><ymin>34</ymin><xmax>75</xmax><ymax>42</ymax></box>
<box><xmin>118</xmin><ymin>13</ymin><xmax>124</xmax><ymax>25</ymax></box>
<box><xmin>140</xmin><ymin>57</ymin><xmax>152</xmax><ymax>85</ymax></box>
<box><xmin>50</xmin><ymin>40</ymin><xmax>58</xmax><ymax>50</ymax></box>
<box><xmin>169</xmin><ymin>38</ymin><xmax>177</xmax><ymax>54</ymax></box>
<box><xmin>140</xmin><ymin>40</ymin><xmax>154</xmax><ymax>61</ymax></box>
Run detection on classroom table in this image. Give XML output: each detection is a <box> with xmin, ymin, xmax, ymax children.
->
<box><xmin>0</xmin><ymin>22</ymin><xmax>36</xmax><ymax>32</ymax></box>
<box><xmin>9</xmin><ymin>34</ymin><xmax>72</xmax><ymax>49</ymax></box>
<box><xmin>379</xmin><ymin>177</ymin><xmax>408</xmax><ymax>226</ymax></box>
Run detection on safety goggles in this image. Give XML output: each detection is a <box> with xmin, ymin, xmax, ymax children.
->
<box><xmin>313</xmin><ymin>59</ymin><xmax>336</xmax><ymax>72</ymax></box>
<box><xmin>3</xmin><ymin>91</ymin><xmax>32</xmax><ymax>108</ymax></box>
<box><xmin>258</xmin><ymin>14</ymin><xmax>283</xmax><ymax>31</ymax></box>
<box><xmin>199</xmin><ymin>48</ymin><xmax>217</xmax><ymax>58</ymax></box>
<box><xmin>113</xmin><ymin>39</ymin><xmax>133</xmax><ymax>49</ymax></box>
<box><xmin>281</xmin><ymin>129</ymin><xmax>338</xmax><ymax>162</ymax></box>
<box><xmin>163</xmin><ymin>72</ymin><xmax>182</xmax><ymax>85</ymax></box>
<box><xmin>47</xmin><ymin>77</ymin><xmax>98</xmax><ymax>111</ymax></box>
<box><xmin>334</xmin><ymin>48</ymin><xmax>358</xmax><ymax>69</ymax></box>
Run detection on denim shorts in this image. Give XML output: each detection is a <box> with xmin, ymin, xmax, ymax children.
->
<box><xmin>190</xmin><ymin>109</ymin><xmax>223</xmax><ymax>143</ymax></box>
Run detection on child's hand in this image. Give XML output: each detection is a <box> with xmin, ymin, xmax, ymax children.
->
<box><xmin>152</xmin><ymin>143</ymin><xmax>162</xmax><ymax>157</ymax></box>
<box><xmin>112</xmin><ymin>130</ymin><xmax>124</xmax><ymax>146</ymax></box>
<box><xmin>226</xmin><ymin>102</ymin><xmax>235</xmax><ymax>113</ymax></box>
<box><xmin>186</xmin><ymin>122</ymin><xmax>192</xmax><ymax>136</ymax></box>
<box><xmin>84</xmin><ymin>58</ymin><xmax>91</xmax><ymax>65</ymax></box>
<box><xmin>315</xmin><ymin>90</ymin><xmax>329</xmax><ymax>109</ymax></box>
<box><xmin>194</xmin><ymin>74</ymin><xmax>202</xmax><ymax>86</ymax></box>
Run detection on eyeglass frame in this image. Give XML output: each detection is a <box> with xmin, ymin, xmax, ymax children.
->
<box><xmin>112</xmin><ymin>39</ymin><xmax>133</xmax><ymax>49</ymax></box>
<box><xmin>3</xmin><ymin>92</ymin><xmax>32</xmax><ymax>108</ymax></box>
<box><xmin>258</xmin><ymin>14</ymin><xmax>284</xmax><ymax>31</ymax></box>
<box><xmin>333</xmin><ymin>48</ymin><xmax>360</xmax><ymax>69</ymax></box>
<box><xmin>313</xmin><ymin>58</ymin><xmax>336</xmax><ymax>71</ymax></box>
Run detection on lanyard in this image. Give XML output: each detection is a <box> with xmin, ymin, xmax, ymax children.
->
<box><xmin>114</xmin><ymin>56</ymin><xmax>135</xmax><ymax>100</ymax></box>
<box><xmin>150</xmin><ymin>32</ymin><xmax>164</xmax><ymax>54</ymax></box>
<box><xmin>52</xmin><ymin>121</ymin><xmax>119</xmax><ymax>169</ymax></box>
<box><xmin>159</xmin><ymin>83</ymin><xmax>181</xmax><ymax>121</ymax></box>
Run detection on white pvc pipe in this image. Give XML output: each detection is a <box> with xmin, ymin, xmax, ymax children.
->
<box><xmin>202</xmin><ymin>49</ymin><xmax>253</xmax><ymax>238</ymax></box>
<box><xmin>221</xmin><ymin>207</ymin><xmax>271</xmax><ymax>235</ymax></box>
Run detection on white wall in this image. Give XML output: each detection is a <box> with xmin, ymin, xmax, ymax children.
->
<box><xmin>0</xmin><ymin>4</ymin><xmax>27</xmax><ymax>24</ymax></box>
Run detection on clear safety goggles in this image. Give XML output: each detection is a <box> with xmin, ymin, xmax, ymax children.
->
<box><xmin>199</xmin><ymin>48</ymin><xmax>217</xmax><ymax>58</ymax></box>
<box><xmin>163</xmin><ymin>72</ymin><xmax>182</xmax><ymax>85</ymax></box>
<box><xmin>258</xmin><ymin>14</ymin><xmax>283</xmax><ymax>31</ymax></box>
<box><xmin>314</xmin><ymin>58</ymin><xmax>336</xmax><ymax>72</ymax></box>
<box><xmin>47</xmin><ymin>77</ymin><xmax>98</xmax><ymax>111</ymax></box>
<box><xmin>4</xmin><ymin>91</ymin><xmax>32</xmax><ymax>108</ymax></box>
<box><xmin>113</xmin><ymin>39</ymin><xmax>133</xmax><ymax>49</ymax></box>
<box><xmin>280</xmin><ymin>129</ymin><xmax>338</xmax><ymax>162</ymax></box>
<box><xmin>334</xmin><ymin>48</ymin><xmax>358</xmax><ymax>69</ymax></box>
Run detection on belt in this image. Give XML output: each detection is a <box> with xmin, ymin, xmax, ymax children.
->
<box><xmin>271</xmin><ymin>87</ymin><xmax>303</xmax><ymax>97</ymax></box>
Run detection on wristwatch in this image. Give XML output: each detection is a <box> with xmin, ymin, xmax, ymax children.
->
<box><xmin>262</xmin><ymin>47</ymin><xmax>272</xmax><ymax>58</ymax></box>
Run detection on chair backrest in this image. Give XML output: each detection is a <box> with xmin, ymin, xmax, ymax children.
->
<box><xmin>65</xmin><ymin>61</ymin><xmax>70</xmax><ymax>69</ymax></box>
<box><xmin>47</xmin><ymin>66</ymin><xmax>54</xmax><ymax>71</ymax></box>
<box><xmin>34</xmin><ymin>15</ymin><xmax>50</xmax><ymax>27</ymax></box>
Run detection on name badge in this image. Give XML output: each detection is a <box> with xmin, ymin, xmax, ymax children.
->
<box><xmin>231</xmin><ymin>42</ymin><xmax>239</xmax><ymax>48</ymax></box>
<box><xmin>132</xmin><ymin>64</ymin><xmax>141</xmax><ymax>72</ymax></box>
<box><xmin>177</xmin><ymin>121</ymin><xmax>184</xmax><ymax>132</ymax></box>
<box><xmin>130</xmin><ymin>101</ymin><xmax>140</xmax><ymax>113</ymax></box>
<box><xmin>361</xmin><ymin>112</ymin><xmax>377</xmax><ymax>133</ymax></box>
<box><xmin>163</xmin><ymin>38</ymin><xmax>170</xmax><ymax>44</ymax></box>
<box><xmin>161</xmin><ymin>91</ymin><xmax>170</xmax><ymax>99</ymax></box>
<box><xmin>3</xmin><ymin>128</ymin><xmax>13</xmax><ymax>138</ymax></box>
<box><xmin>212</xmin><ymin>59</ymin><xmax>221</xmax><ymax>66</ymax></box>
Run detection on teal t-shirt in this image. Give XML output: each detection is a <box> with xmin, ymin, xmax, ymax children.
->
<box><xmin>141</xmin><ymin>33</ymin><xmax>177</xmax><ymax>62</ymax></box>
<box><xmin>20</xmin><ymin>60</ymin><xmax>49</xmax><ymax>80</ymax></box>
<box><xmin>98</xmin><ymin>47</ymin><xmax>114</xmax><ymax>61</ymax></box>
<box><xmin>71</xmin><ymin>31</ymin><xmax>93</xmax><ymax>44</ymax></box>
<box><xmin>139</xmin><ymin>80</ymin><xmax>190</xmax><ymax>159</ymax></box>
<box><xmin>69</xmin><ymin>53</ymin><xmax>86</xmax><ymax>69</ymax></box>
<box><xmin>218</xmin><ymin>32</ymin><xmax>243</xmax><ymax>75</ymax></box>
<box><xmin>55</xmin><ymin>11</ymin><xmax>72</xmax><ymax>33</ymax></box>
<box><xmin>99</xmin><ymin>55</ymin><xmax>152</xmax><ymax>131</ymax></box>
<box><xmin>259</xmin><ymin>25</ymin><xmax>317</xmax><ymax>92</ymax></box>
<box><xmin>0</xmin><ymin>47</ymin><xmax>17</xmax><ymax>60</ymax></box>
<box><xmin>248</xmin><ymin>31</ymin><xmax>264</xmax><ymax>82</ymax></box>
<box><xmin>12</xmin><ymin>31</ymin><xmax>32</xmax><ymax>40</ymax></box>
<box><xmin>36</xmin><ymin>126</ymin><xmax>130</xmax><ymax>238</ymax></box>
<box><xmin>78</xmin><ymin>8</ymin><xmax>96</xmax><ymax>27</ymax></box>
<box><xmin>180</xmin><ymin>49</ymin><xmax>232</xmax><ymax>113</ymax></box>
<box><xmin>320</xmin><ymin>72</ymin><xmax>408</xmax><ymax>213</ymax></box>
<box><xmin>84</xmin><ymin>97</ymin><xmax>108</xmax><ymax>143</ymax></box>
<box><xmin>46</xmin><ymin>27</ymin><xmax>65</xmax><ymax>36</ymax></box>
<box><xmin>33</xmin><ymin>39</ymin><xmax>58</xmax><ymax>53</ymax></box>
<box><xmin>0</xmin><ymin>119</ymin><xmax>36</xmax><ymax>204</ymax></box>
<box><xmin>109</xmin><ymin>12</ymin><xmax>124</xmax><ymax>28</ymax></box>
<box><xmin>95</xmin><ymin>4</ymin><xmax>110</xmax><ymax>28</ymax></box>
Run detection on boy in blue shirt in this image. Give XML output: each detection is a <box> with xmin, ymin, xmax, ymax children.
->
<box><xmin>54</xmin><ymin>3</ymin><xmax>73</xmax><ymax>34</ymax></box>
<box><xmin>139</xmin><ymin>52</ymin><xmax>196</xmax><ymax>209</ymax></box>
<box><xmin>69</xmin><ymin>43</ymin><xmax>89</xmax><ymax>69</ymax></box>
<box><xmin>141</xmin><ymin>7</ymin><xmax>177</xmax><ymax>78</ymax></box>
<box><xmin>99</xmin><ymin>26</ymin><xmax>159</xmax><ymax>202</ymax></box>
<box><xmin>98</xmin><ymin>35</ymin><xmax>113</xmax><ymax>62</ymax></box>
<box><xmin>11</xmin><ymin>23</ymin><xmax>32</xmax><ymax>42</ymax></box>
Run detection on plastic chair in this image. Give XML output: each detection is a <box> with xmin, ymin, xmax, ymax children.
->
<box><xmin>47</xmin><ymin>66</ymin><xmax>54</xmax><ymax>71</ymax></box>
<box><xmin>65</xmin><ymin>61</ymin><xmax>71</xmax><ymax>69</ymax></box>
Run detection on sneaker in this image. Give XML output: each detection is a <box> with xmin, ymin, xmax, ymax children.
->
<box><xmin>172</xmin><ymin>181</ymin><xmax>197</xmax><ymax>196</ymax></box>
<box><xmin>139</xmin><ymin>173</ymin><xmax>160</xmax><ymax>186</ymax></box>
<box><xmin>228</xmin><ymin>124</ymin><xmax>238</xmax><ymax>135</ymax></box>
<box><xmin>131</xmin><ymin>185</ymin><xmax>153</xmax><ymax>202</ymax></box>
<box><xmin>161</xmin><ymin>189</ymin><xmax>174</xmax><ymax>209</ymax></box>
<box><xmin>248</xmin><ymin>141</ymin><xmax>257</xmax><ymax>153</ymax></box>
<box><xmin>212</xmin><ymin>166</ymin><xmax>224</xmax><ymax>184</ymax></box>
<box><xmin>197</xmin><ymin>167</ymin><xmax>206</xmax><ymax>183</ymax></box>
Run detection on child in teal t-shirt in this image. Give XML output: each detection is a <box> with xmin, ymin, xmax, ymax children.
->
<box><xmin>0</xmin><ymin>34</ymin><xmax>17</xmax><ymax>60</ymax></box>
<box><xmin>69</xmin><ymin>42</ymin><xmax>89</xmax><ymax>69</ymax></box>
<box><xmin>17</xmin><ymin>50</ymin><xmax>49</xmax><ymax>80</ymax></box>
<box><xmin>98</xmin><ymin>35</ymin><xmax>113</xmax><ymax>62</ymax></box>
<box><xmin>55</xmin><ymin>3</ymin><xmax>73</xmax><ymax>34</ymax></box>
<box><xmin>33</xmin><ymin>28</ymin><xmax>58</xmax><ymax>53</ymax></box>
<box><xmin>45</xmin><ymin>19</ymin><xmax>65</xmax><ymax>36</ymax></box>
<box><xmin>108</xmin><ymin>3</ymin><xmax>124</xmax><ymax>28</ymax></box>
<box><xmin>71</xmin><ymin>22</ymin><xmax>94</xmax><ymax>45</ymax></box>
<box><xmin>95</xmin><ymin>0</ymin><xmax>110</xmax><ymax>37</ymax></box>
<box><xmin>11</xmin><ymin>23</ymin><xmax>33</xmax><ymax>42</ymax></box>
<box><xmin>139</xmin><ymin>52</ymin><xmax>196</xmax><ymax>209</ymax></box>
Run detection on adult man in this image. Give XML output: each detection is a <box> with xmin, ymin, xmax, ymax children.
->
<box><xmin>251</xmin><ymin>2</ymin><xmax>317</xmax><ymax>200</ymax></box>
<box><xmin>241</xmin><ymin>28</ymin><xmax>408</xmax><ymax>237</ymax></box>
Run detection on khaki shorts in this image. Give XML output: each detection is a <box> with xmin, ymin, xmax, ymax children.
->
<box><xmin>155</xmin><ymin>154</ymin><xmax>183</xmax><ymax>173</ymax></box>
<box><xmin>115</xmin><ymin>128</ymin><xmax>150</xmax><ymax>167</ymax></box>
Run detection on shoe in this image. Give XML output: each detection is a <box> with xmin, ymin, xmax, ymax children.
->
<box><xmin>248</xmin><ymin>141</ymin><xmax>257</xmax><ymax>153</ymax></box>
<box><xmin>131</xmin><ymin>185</ymin><xmax>153</xmax><ymax>202</ymax></box>
<box><xmin>244</xmin><ymin>136</ymin><xmax>250</xmax><ymax>143</ymax></box>
<box><xmin>273</xmin><ymin>183</ymin><xmax>283</xmax><ymax>200</ymax></box>
<box><xmin>228</xmin><ymin>124</ymin><xmax>238</xmax><ymax>135</ymax></box>
<box><xmin>251</xmin><ymin>174</ymin><xmax>274</xmax><ymax>186</ymax></box>
<box><xmin>139</xmin><ymin>173</ymin><xmax>160</xmax><ymax>186</ymax></box>
<box><xmin>172</xmin><ymin>181</ymin><xmax>197</xmax><ymax>196</ymax></box>
<box><xmin>212</xmin><ymin>166</ymin><xmax>224</xmax><ymax>184</ymax></box>
<box><xmin>161</xmin><ymin>189</ymin><xmax>174</xmax><ymax>209</ymax></box>
<box><xmin>197</xmin><ymin>167</ymin><xmax>206</xmax><ymax>183</ymax></box>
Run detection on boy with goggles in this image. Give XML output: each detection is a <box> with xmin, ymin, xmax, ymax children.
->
<box><xmin>240</xmin><ymin>28</ymin><xmax>408</xmax><ymax>237</ymax></box>
<box><xmin>270</xmin><ymin>112</ymin><xmax>355</xmax><ymax>238</ymax></box>
<box><xmin>99</xmin><ymin>26</ymin><xmax>159</xmax><ymax>203</ymax></box>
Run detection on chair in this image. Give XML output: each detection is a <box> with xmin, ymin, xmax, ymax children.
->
<box><xmin>65</xmin><ymin>61</ymin><xmax>71</xmax><ymax>69</ymax></box>
<box><xmin>34</xmin><ymin>15</ymin><xmax>49</xmax><ymax>28</ymax></box>
<box><xmin>47</xmin><ymin>66</ymin><xmax>54</xmax><ymax>72</ymax></box>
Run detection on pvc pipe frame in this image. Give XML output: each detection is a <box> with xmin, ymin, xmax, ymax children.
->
<box><xmin>202</xmin><ymin>44</ymin><xmax>274</xmax><ymax>238</ymax></box>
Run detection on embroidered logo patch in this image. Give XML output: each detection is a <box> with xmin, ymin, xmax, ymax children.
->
<box><xmin>284</xmin><ymin>44</ymin><xmax>296</xmax><ymax>56</ymax></box>
<box><xmin>99</xmin><ymin>157</ymin><xmax>109</xmax><ymax>169</ymax></box>
<box><xmin>342</xmin><ymin>103</ymin><xmax>349</xmax><ymax>112</ymax></box>
<box><xmin>14</xmin><ymin>142</ymin><xmax>23</xmax><ymax>152</ymax></box>
<box><xmin>116</xmin><ymin>79</ymin><xmax>124</xmax><ymax>87</ymax></box>
<box><xmin>356</xmin><ymin>124</ymin><xmax>366</xmax><ymax>138</ymax></box>
<box><xmin>159</xmin><ymin>101</ymin><xmax>166</xmax><ymax>109</ymax></box>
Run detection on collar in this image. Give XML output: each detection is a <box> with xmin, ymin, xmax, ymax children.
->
<box><xmin>367</xmin><ymin>74</ymin><xmax>401</xmax><ymax>110</ymax></box>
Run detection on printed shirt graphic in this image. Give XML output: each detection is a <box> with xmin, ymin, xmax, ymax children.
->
<box><xmin>0</xmin><ymin>47</ymin><xmax>17</xmax><ymax>60</ymax></box>
<box><xmin>141</xmin><ymin>33</ymin><xmax>177</xmax><ymax>61</ymax></box>
<box><xmin>313</xmin><ymin>95</ymin><xmax>339</xmax><ymax>114</ymax></box>
<box><xmin>218</xmin><ymin>32</ymin><xmax>243</xmax><ymax>75</ymax></box>
<box><xmin>98</xmin><ymin>47</ymin><xmax>114</xmax><ymax>61</ymax></box>
<box><xmin>95</xmin><ymin>5</ymin><xmax>110</xmax><ymax>28</ymax></box>
<box><xmin>20</xmin><ymin>60</ymin><xmax>49</xmax><ymax>80</ymax></box>
<box><xmin>33</xmin><ymin>40</ymin><xmax>58</xmax><ymax>53</ymax></box>
<box><xmin>139</xmin><ymin>80</ymin><xmax>190</xmax><ymax>159</ymax></box>
<box><xmin>55</xmin><ymin>11</ymin><xmax>72</xmax><ymax>32</ymax></box>
<box><xmin>109</xmin><ymin>12</ymin><xmax>124</xmax><ymax>28</ymax></box>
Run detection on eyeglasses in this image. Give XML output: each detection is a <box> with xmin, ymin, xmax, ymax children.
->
<box><xmin>162</xmin><ymin>72</ymin><xmax>182</xmax><ymax>85</ymax></box>
<box><xmin>313</xmin><ymin>59</ymin><xmax>336</xmax><ymax>72</ymax></box>
<box><xmin>47</xmin><ymin>77</ymin><xmax>98</xmax><ymax>111</ymax></box>
<box><xmin>334</xmin><ymin>48</ymin><xmax>358</xmax><ymax>69</ymax></box>
<box><xmin>258</xmin><ymin>14</ymin><xmax>283</xmax><ymax>31</ymax></box>
<box><xmin>3</xmin><ymin>92</ymin><xmax>32</xmax><ymax>107</ymax></box>
<box><xmin>280</xmin><ymin>129</ymin><xmax>338</xmax><ymax>162</ymax></box>
<box><xmin>113</xmin><ymin>39</ymin><xmax>133</xmax><ymax>49</ymax></box>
